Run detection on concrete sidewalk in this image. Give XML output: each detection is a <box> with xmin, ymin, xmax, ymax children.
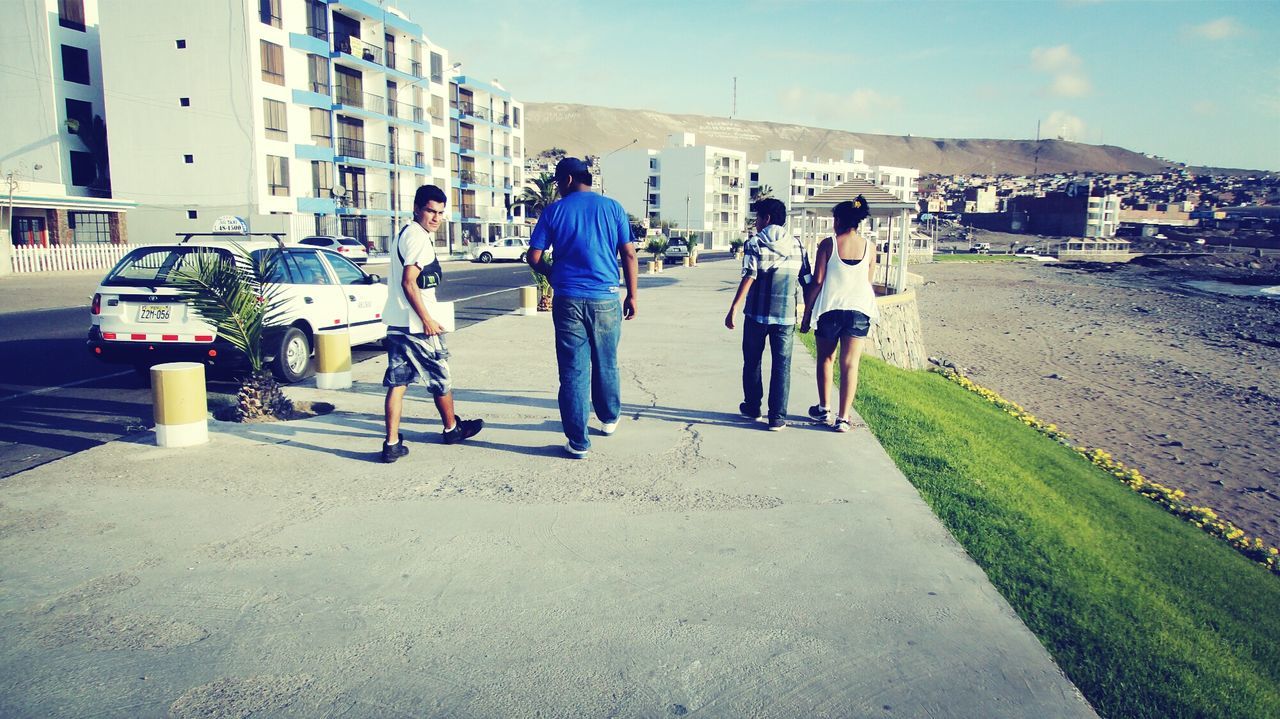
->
<box><xmin>0</xmin><ymin>263</ymin><xmax>1096</xmax><ymax>718</ymax></box>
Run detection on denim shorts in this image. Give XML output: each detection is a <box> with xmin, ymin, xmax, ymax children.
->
<box><xmin>815</xmin><ymin>310</ymin><xmax>872</xmax><ymax>340</ymax></box>
<box><xmin>382</xmin><ymin>328</ymin><xmax>452</xmax><ymax>396</ymax></box>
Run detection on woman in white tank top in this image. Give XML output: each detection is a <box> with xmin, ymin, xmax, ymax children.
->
<box><xmin>799</xmin><ymin>196</ymin><xmax>878</xmax><ymax>432</ymax></box>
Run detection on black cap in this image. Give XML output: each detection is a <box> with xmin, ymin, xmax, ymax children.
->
<box><xmin>554</xmin><ymin>157</ymin><xmax>590</xmax><ymax>181</ymax></box>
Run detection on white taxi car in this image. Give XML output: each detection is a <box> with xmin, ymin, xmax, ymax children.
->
<box><xmin>87</xmin><ymin>233</ymin><xmax>388</xmax><ymax>382</ymax></box>
<box><xmin>469</xmin><ymin>236</ymin><xmax>529</xmax><ymax>263</ymax></box>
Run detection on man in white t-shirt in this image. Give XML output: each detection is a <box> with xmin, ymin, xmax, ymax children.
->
<box><xmin>381</xmin><ymin>184</ymin><xmax>482</xmax><ymax>462</ymax></box>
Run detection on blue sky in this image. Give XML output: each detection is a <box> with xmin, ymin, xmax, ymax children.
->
<box><xmin>404</xmin><ymin>0</ymin><xmax>1280</xmax><ymax>171</ymax></box>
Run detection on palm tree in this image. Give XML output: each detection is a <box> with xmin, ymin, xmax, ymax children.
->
<box><xmin>168</xmin><ymin>243</ymin><xmax>295</xmax><ymax>421</ymax></box>
<box><xmin>753</xmin><ymin>185</ymin><xmax>774</xmax><ymax>201</ymax></box>
<box><xmin>513</xmin><ymin>172</ymin><xmax>558</xmax><ymax>219</ymax></box>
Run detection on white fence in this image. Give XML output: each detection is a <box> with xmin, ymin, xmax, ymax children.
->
<box><xmin>10</xmin><ymin>243</ymin><xmax>139</xmax><ymax>274</ymax></box>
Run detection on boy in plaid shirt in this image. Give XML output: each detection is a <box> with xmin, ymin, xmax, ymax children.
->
<box><xmin>724</xmin><ymin>198</ymin><xmax>804</xmax><ymax>430</ymax></box>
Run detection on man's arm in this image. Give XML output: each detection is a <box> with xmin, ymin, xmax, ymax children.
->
<box><xmin>526</xmin><ymin>247</ymin><xmax>552</xmax><ymax>278</ymax></box>
<box><xmin>619</xmin><ymin>242</ymin><xmax>638</xmax><ymax>319</ymax></box>
<box><xmin>800</xmin><ymin>237</ymin><xmax>831</xmax><ymax>333</ymax></box>
<box><xmin>725</xmin><ymin>276</ymin><xmax>753</xmax><ymax>330</ymax></box>
<box><xmin>401</xmin><ymin>265</ymin><xmax>442</xmax><ymax>335</ymax></box>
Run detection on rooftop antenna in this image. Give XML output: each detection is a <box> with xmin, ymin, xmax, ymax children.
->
<box><xmin>731</xmin><ymin>77</ymin><xmax>737</xmax><ymax>119</ymax></box>
<box><xmin>1033</xmin><ymin>120</ymin><xmax>1041</xmax><ymax>178</ymax></box>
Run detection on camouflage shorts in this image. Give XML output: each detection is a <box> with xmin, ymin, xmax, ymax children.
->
<box><xmin>382</xmin><ymin>328</ymin><xmax>452</xmax><ymax>396</ymax></box>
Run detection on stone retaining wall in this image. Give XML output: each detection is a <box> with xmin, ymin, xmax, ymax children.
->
<box><xmin>867</xmin><ymin>289</ymin><xmax>927</xmax><ymax>370</ymax></box>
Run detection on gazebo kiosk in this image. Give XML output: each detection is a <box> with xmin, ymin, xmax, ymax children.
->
<box><xmin>787</xmin><ymin>178</ymin><xmax>916</xmax><ymax>295</ymax></box>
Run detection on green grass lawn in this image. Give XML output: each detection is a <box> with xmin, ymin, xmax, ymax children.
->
<box><xmin>934</xmin><ymin>253</ymin><xmax>1027</xmax><ymax>262</ymax></box>
<box><xmin>799</xmin><ymin>337</ymin><xmax>1280</xmax><ymax>718</ymax></box>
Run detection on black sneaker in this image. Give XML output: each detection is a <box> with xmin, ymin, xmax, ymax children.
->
<box><xmin>768</xmin><ymin>417</ymin><xmax>787</xmax><ymax>431</ymax></box>
<box><xmin>381</xmin><ymin>435</ymin><xmax>409</xmax><ymax>463</ymax></box>
<box><xmin>808</xmin><ymin>404</ymin><xmax>831</xmax><ymax>424</ymax></box>
<box><xmin>739</xmin><ymin>402</ymin><xmax>763</xmax><ymax>421</ymax></box>
<box><xmin>442</xmin><ymin>417</ymin><xmax>484</xmax><ymax>445</ymax></box>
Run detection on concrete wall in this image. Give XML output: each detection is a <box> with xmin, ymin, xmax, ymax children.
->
<box><xmin>866</xmin><ymin>289</ymin><xmax>927</xmax><ymax>370</ymax></box>
<box><xmin>599</xmin><ymin>148</ymin><xmax>653</xmax><ymax>220</ymax></box>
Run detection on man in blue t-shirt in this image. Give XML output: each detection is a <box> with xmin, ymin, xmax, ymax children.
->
<box><xmin>527</xmin><ymin>157</ymin><xmax>639</xmax><ymax>459</ymax></box>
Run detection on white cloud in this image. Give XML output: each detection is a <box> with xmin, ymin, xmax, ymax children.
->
<box><xmin>1188</xmin><ymin>17</ymin><xmax>1243</xmax><ymax>40</ymax></box>
<box><xmin>1049</xmin><ymin>73</ymin><xmax>1092</xmax><ymax>98</ymax></box>
<box><xmin>1030</xmin><ymin>45</ymin><xmax>1092</xmax><ymax>98</ymax></box>
<box><xmin>1044</xmin><ymin>111</ymin><xmax>1086</xmax><ymax>142</ymax></box>
<box><xmin>780</xmin><ymin>87</ymin><xmax>903</xmax><ymax>120</ymax></box>
<box><xmin>1031</xmin><ymin>45</ymin><xmax>1081</xmax><ymax>73</ymax></box>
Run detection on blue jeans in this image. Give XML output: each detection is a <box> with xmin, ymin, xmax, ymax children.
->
<box><xmin>552</xmin><ymin>295</ymin><xmax>622</xmax><ymax>451</ymax></box>
<box><xmin>742</xmin><ymin>318</ymin><xmax>793</xmax><ymax>421</ymax></box>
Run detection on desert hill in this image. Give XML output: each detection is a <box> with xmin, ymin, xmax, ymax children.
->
<box><xmin>525</xmin><ymin>102</ymin><xmax>1175</xmax><ymax>177</ymax></box>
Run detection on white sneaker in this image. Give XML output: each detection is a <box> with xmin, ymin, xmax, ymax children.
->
<box><xmin>601</xmin><ymin>421</ymin><xmax>619</xmax><ymax>436</ymax></box>
<box><xmin>564</xmin><ymin>442</ymin><xmax>589</xmax><ymax>459</ymax></box>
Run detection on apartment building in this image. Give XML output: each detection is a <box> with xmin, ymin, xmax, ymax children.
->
<box><xmin>97</xmin><ymin>0</ymin><xmax>453</xmax><ymax>251</ymax></box>
<box><xmin>0</xmin><ymin>0</ymin><xmax>134</xmax><ymax>255</ymax></box>
<box><xmin>751</xmin><ymin>149</ymin><xmax>919</xmax><ymax>241</ymax></box>
<box><xmin>751</xmin><ymin>149</ymin><xmax>918</xmax><ymax>209</ymax></box>
<box><xmin>600</xmin><ymin>133</ymin><xmax>748</xmax><ymax>248</ymax></box>
<box><xmin>448</xmin><ymin>77</ymin><xmax>525</xmax><ymax>243</ymax></box>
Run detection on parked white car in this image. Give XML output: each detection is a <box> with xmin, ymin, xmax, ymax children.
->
<box><xmin>298</xmin><ymin>235</ymin><xmax>369</xmax><ymax>264</ymax></box>
<box><xmin>88</xmin><ymin>233</ymin><xmax>387</xmax><ymax>382</ymax></box>
<box><xmin>469</xmin><ymin>237</ymin><xmax>529</xmax><ymax>263</ymax></box>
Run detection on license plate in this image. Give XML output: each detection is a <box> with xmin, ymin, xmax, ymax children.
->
<box><xmin>137</xmin><ymin>304</ymin><xmax>172</xmax><ymax>322</ymax></box>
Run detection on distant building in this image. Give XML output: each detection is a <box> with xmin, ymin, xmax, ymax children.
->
<box><xmin>1007</xmin><ymin>181</ymin><xmax>1120</xmax><ymax>238</ymax></box>
<box><xmin>448</xmin><ymin>77</ymin><xmax>525</xmax><ymax>243</ymax></box>
<box><xmin>956</xmin><ymin>186</ymin><xmax>998</xmax><ymax>214</ymax></box>
<box><xmin>0</xmin><ymin>0</ymin><xmax>134</xmax><ymax>250</ymax></box>
<box><xmin>600</xmin><ymin>133</ymin><xmax>748</xmax><ymax>248</ymax></box>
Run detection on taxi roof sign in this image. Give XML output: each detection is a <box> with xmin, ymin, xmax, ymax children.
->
<box><xmin>212</xmin><ymin>216</ymin><xmax>248</xmax><ymax>234</ymax></box>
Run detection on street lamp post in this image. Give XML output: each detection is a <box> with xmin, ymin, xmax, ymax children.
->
<box><xmin>599</xmin><ymin>138</ymin><xmax>637</xmax><ymax>196</ymax></box>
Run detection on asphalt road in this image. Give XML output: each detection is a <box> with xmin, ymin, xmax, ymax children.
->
<box><xmin>0</xmin><ymin>259</ymin><xmax>540</xmax><ymax>478</ymax></box>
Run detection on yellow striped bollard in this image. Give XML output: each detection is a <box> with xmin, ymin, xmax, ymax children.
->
<box><xmin>151</xmin><ymin>362</ymin><xmax>208</xmax><ymax>447</ymax></box>
<box><xmin>519</xmin><ymin>285</ymin><xmax>538</xmax><ymax>316</ymax></box>
<box><xmin>314</xmin><ymin>330</ymin><xmax>352</xmax><ymax>389</ymax></box>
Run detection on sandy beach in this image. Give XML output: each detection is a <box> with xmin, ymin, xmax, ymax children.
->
<box><xmin>913</xmin><ymin>255</ymin><xmax>1280</xmax><ymax>550</ymax></box>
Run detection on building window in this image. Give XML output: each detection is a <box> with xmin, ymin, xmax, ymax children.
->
<box><xmin>512</xmin><ymin>106</ymin><xmax>521</xmax><ymax>129</ymax></box>
<box><xmin>259</xmin><ymin>0</ymin><xmax>281</xmax><ymax>27</ymax></box>
<box><xmin>432</xmin><ymin>136</ymin><xmax>445</xmax><ymax>166</ymax></box>
<box><xmin>260</xmin><ymin>40</ymin><xmax>284</xmax><ymax>85</ymax></box>
<box><xmin>176</xmin><ymin>39</ymin><xmax>186</xmax><ymax>49</ymax></box>
<box><xmin>430</xmin><ymin>52</ymin><xmax>443</xmax><ymax>82</ymax></box>
<box><xmin>307</xmin><ymin>54</ymin><xmax>329</xmax><ymax>94</ymax></box>
<box><xmin>305</xmin><ymin>0</ymin><xmax>327</xmax><ymax>39</ymax></box>
<box><xmin>267</xmin><ymin>155</ymin><xmax>290</xmax><ymax>196</ymax></box>
<box><xmin>310</xmin><ymin>108</ymin><xmax>332</xmax><ymax>147</ymax></box>
<box><xmin>58</xmin><ymin>0</ymin><xmax>86</xmax><ymax>31</ymax></box>
<box><xmin>311</xmin><ymin>161</ymin><xmax>332</xmax><ymax>198</ymax></box>
<box><xmin>61</xmin><ymin>45</ymin><xmax>91</xmax><ymax>85</ymax></box>
<box><xmin>69</xmin><ymin>212</ymin><xmax>111</xmax><ymax>243</ymax></box>
<box><xmin>180</xmin><ymin>97</ymin><xmax>190</xmax><ymax>107</ymax></box>
<box><xmin>65</xmin><ymin>98</ymin><xmax>92</xmax><ymax>135</ymax></box>
<box><xmin>430</xmin><ymin>94</ymin><xmax>444</xmax><ymax>121</ymax></box>
<box><xmin>263</xmin><ymin>98</ymin><xmax>287</xmax><ymax>141</ymax></box>
<box><xmin>69</xmin><ymin>150</ymin><xmax>94</xmax><ymax>186</ymax></box>
<box><xmin>187</xmin><ymin>210</ymin><xmax>198</xmax><ymax>219</ymax></box>
<box><xmin>184</xmin><ymin>154</ymin><xmax>194</xmax><ymax>163</ymax></box>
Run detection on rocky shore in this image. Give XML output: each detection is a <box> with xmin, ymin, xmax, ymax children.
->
<box><xmin>914</xmin><ymin>254</ymin><xmax>1280</xmax><ymax>549</ymax></box>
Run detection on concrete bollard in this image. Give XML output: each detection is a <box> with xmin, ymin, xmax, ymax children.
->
<box><xmin>151</xmin><ymin>362</ymin><xmax>208</xmax><ymax>447</ymax></box>
<box><xmin>648</xmin><ymin>260</ymin><xmax>658</xmax><ymax>274</ymax></box>
<box><xmin>519</xmin><ymin>285</ymin><xmax>538</xmax><ymax>316</ymax></box>
<box><xmin>314</xmin><ymin>330</ymin><xmax>352</xmax><ymax>389</ymax></box>
<box><xmin>683</xmin><ymin>256</ymin><xmax>692</xmax><ymax>268</ymax></box>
